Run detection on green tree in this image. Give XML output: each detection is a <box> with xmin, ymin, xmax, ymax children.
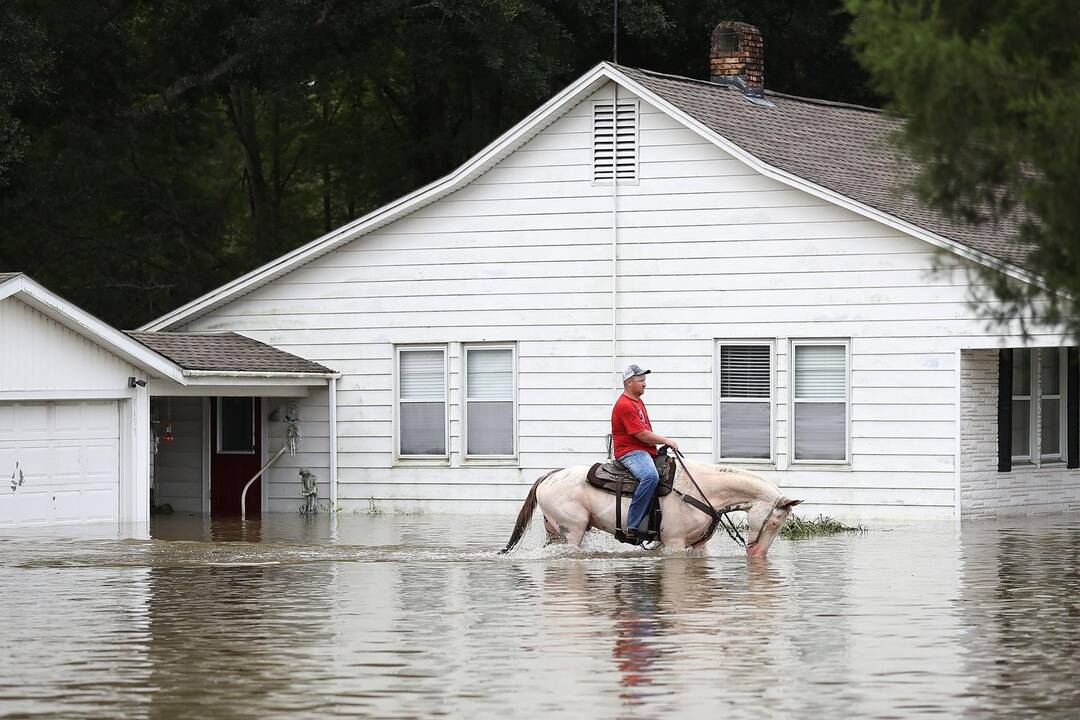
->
<box><xmin>846</xmin><ymin>0</ymin><xmax>1080</xmax><ymax>336</ymax></box>
<box><xmin>1</xmin><ymin>1</ymin><xmax>873</xmax><ymax>327</ymax></box>
<box><xmin>0</xmin><ymin>3</ymin><xmax>51</xmax><ymax>188</ymax></box>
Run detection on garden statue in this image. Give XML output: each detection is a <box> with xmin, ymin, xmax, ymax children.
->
<box><xmin>285</xmin><ymin>403</ymin><xmax>302</xmax><ymax>455</ymax></box>
<box><xmin>299</xmin><ymin>467</ymin><xmax>318</xmax><ymax>514</ymax></box>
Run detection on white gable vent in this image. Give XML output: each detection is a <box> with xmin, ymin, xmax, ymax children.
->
<box><xmin>592</xmin><ymin>100</ymin><xmax>638</xmax><ymax>184</ymax></box>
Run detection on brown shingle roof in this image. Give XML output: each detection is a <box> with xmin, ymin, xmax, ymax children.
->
<box><xmin>618</xmin><ymin>65</ymin><xmax>1033</xmax><ymax>271</ymax></box>
<box><xmin>127</xmin><ymin>332</ymin><xmax>334</xmax><ymax>375</ymax></box>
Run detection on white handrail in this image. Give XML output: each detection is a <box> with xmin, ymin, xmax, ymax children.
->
<box><xmin>240</xmin><ymin>446</ymin><xmax>287</xmax><ymax>519</ymax></box>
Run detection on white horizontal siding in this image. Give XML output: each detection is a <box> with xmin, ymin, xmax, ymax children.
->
<box><xmin>181</xmin><ymin>82</ymin><xmax>1069</xmax><ymax>520</ymax></box>
<box><xmin>265</xmin><ymin>388</ymin><xmax>332</xmax><ymax>513</ymax></box>
<box><xmin>0</xmin><ymin>298</ymin><xmax>135</xmax><ymax>393</ymax></box>
<box><xmin>152</xmin><ymin>397</ymin><xmax>203</xmax><ymax>512</ymax></box>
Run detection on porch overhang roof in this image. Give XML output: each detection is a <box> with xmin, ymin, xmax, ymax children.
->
<box><xmin>126</xmin><ymin>331</ymin><xmax>338</xmax><ymax>377</ymax></box>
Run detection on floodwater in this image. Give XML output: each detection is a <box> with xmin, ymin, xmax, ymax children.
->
<box><xmin>2</xmin><ymin>513</ymin><xmax>1080</xmax><ymax>719</ymax></box>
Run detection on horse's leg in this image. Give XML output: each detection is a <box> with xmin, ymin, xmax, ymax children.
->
<box><xmin>686</xmin><ymin>537</ymin><xmax>709</xmax><ymax>553</ymax></box>
<box><xmin>663</xmin><ymin>535</ymin><xmax>690</xmax><ymax>551</ymax></box>
<box><xmin>535</xmin><ymin>476</ymin><xmax>591</xmax><ymax>548</ymax></box>
<box><xmin>560</xmin><ymin>522</ymin><xmax>588</xmax><ymax>547</ymax></box>
<box><xmin>544</xmin><ymin>505</ymin><xmax>589</xmax><ymax>547</ymax></box>
<box><xmin>543</xmin><ymin>517</ymin><xmax>561</xmax><ymax>546</ymax></box>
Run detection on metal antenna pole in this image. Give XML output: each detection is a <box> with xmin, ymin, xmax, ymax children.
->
<box><xmin>613</xmin><ymin>0</ymin><xmax>618</xmax><ymax>63</ymax></box>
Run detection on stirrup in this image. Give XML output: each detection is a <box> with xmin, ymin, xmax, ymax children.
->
<box><xmin>615</xmin><ymin>527</ymin><xmax>654</xmax><ymax>547</ymax></box>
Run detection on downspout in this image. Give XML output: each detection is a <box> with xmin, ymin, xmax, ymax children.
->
<box><xmin>329</xmin><ymin>376</ymin><xmax>338</xmax><ymax>508</ymax></box>
<box><xmin>611</xmin><ymin>82</ymin><xmax>620</xmax><ymax>395</ymax></box>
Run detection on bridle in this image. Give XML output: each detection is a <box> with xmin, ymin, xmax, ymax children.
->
<box><xmin>669</xmin><ymin>447</ymin><xmax>783</xmax><ymax>549</ymax></box>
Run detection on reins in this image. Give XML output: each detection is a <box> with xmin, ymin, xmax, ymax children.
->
<box><xmin>667</xmin><ymin>447</ymin><xmax>747</xmax><ymax>549</ymax></box>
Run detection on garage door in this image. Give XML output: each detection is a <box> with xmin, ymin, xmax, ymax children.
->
<box><xmin>0</xmin><ymin>401</ymin><xmax>120</xmax><ymax>526</ymax></box>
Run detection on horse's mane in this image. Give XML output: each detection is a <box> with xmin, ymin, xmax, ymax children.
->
<box><xmin>679</xmin><ymin>459</ymin><xmax>783</xmax><ymax>501</ymax></box>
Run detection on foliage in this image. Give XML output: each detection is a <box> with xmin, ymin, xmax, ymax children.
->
<box><xmin>780</xmin><ymin>513</ymin><xmax>865</xmax><ymax>539</ymax></box>
<box><xmin>0</xmin><ymin>3</ymin><xmax>51</xmax><ymax>189</ymax></box>
<box><xmin>0</xmin><ymin>1</ymin><xmax>873</xmax><ymax>327</ymax></box>
<box><xmin>846</xmin><ymin>0</ymin><xmax>1080</xmax><ymax>337</ymax></box>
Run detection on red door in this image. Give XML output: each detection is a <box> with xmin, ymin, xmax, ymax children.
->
<box><xmin>210</xmin><ymin>397</ymin><xmax>262</xmax><ymax>516</ymax></box>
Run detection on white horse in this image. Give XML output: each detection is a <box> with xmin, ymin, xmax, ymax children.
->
<box><xmin>500</xmin><ymin>459</ymin><xmax>801</xmax><ymax>556</ymax></box>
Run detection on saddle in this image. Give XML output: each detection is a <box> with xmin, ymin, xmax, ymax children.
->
<box><xmin>586</xmin><ymin>450</ymin><xmax>677</xmax><ymax>546</ymax></box>
<box><xmin>586</xmin><ymin>453</ymin><xmax>676</xmax><ymax>497</ymax></box>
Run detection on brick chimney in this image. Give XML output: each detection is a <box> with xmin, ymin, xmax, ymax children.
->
<box><xmin>709</xmin><ymin>21</ymin><xmax>764</xmax><ymax>98</ymax></box>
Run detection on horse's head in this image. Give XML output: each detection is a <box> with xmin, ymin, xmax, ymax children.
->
<box><xmin>744</xmin><ymin>497</ymin><xmax>802</xmax><ymax>557</ymax></box>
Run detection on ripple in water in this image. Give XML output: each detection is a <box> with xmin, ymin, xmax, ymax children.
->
<box><xmin>1</xmin><ymin>512</ymin><xmax>1080</xmax><ymax>718</ymax></box>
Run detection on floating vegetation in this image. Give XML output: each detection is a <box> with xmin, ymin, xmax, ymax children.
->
<box><xmin>780</xmin><ymin>514</ymin><xmax>865</xmax><ymax>539</ymax></box>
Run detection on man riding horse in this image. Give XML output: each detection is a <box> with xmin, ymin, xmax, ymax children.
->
<box><xmin>611</xmin><ymin>364</ymin><xmax>680</xmax><ymax>544</ymax></box>
<box><xmin>498</xmin><ymin>366</ymin><xmax>804</xmax><ymax>555</ymax></box>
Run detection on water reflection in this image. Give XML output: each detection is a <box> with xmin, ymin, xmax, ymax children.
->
<box><xmin>3</xmin><ymin>513</ymin><xmax>1080</xmax><ymax>717</ymax></box>
<box><xmin>958</xmin><ymin>523</ymin><xmax>1080</xmax><ymax>718</ymax></box>
<box><xmin>609</xmin><ymin>567</ymin><xmax>670</xmax><ymax>703</ymax></box>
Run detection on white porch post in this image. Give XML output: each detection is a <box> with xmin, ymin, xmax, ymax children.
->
<box><xmin>954</xmin><ymin>347</ymin><xmax>963</xmax><ymax>527</ymax></box>
<box><xmin>122</xmin><ymin>380</ymin><xmax>151</xmax><ymax>532</ymax></box>
<box><xmin>329</xmin><ymin>376</ymin><xmax>338</xmax><ymax>506</ymax></box>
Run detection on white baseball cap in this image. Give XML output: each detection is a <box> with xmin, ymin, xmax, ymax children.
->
<box><xmin>621</xmin><ymin>364</ymin><xmax>651</xmax><ymax>382</ymax></box>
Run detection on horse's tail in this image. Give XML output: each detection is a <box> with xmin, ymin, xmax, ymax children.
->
<box><xmin>499</xmin><ymin>469</ymin><xmax>559</xmax><ymax>555</ymax></box>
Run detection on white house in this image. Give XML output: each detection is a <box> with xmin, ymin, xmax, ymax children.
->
<box><xmin>7</xmin><ymin>22</ymin><xmax>1075</xmax><ymax>527</ymax></box>
<box><xmin>0</xmin><ymin>273</ymin><xmax>338</xmax><ymax>527</ymax></box>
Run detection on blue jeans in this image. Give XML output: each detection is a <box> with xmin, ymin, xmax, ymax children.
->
<box><xmin>619</xmin><ymin>450</ymin><xmax>659</xmax><ymax>531</ymax></box>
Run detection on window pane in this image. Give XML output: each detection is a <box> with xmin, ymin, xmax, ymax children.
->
<box><xmin>1042</xmin><ymin>398</ymin><xmax>1061</xmax><ymax>457</ymax></box>
<box><xmin>467</xmin><ymin>349</ymin><xmax>513</xmax><ymax>400</ymax></box>
<box><xmin>400</xmin><ymin>351</ymin><xmax>445</xmax><ymax>400</ymax></box>
<box><xmin>1012</xmin><ymin>349</ymin><xmax>1031</xmax><ymax>395</ymax></box>
<box><xmin>400</xmin><ymin>402</ymin><xmax>445</xmax><ymax>455</ymax></box>
<box><xmin>720</xmin><ymin>345</ymin><xmax>770</xmax><ymax>398</ymax></box>
<box><xmin>794</xmin><ymin>345</ymin><xmax>846</xmax><ymax>400</ymax></box>
<box><xmin>467</xmin><ymin>401</ymin><xmax>514</xmax><ymax>455</ymax></box>
<box><xmin>219</xmin><ymin>398</ymin><xmax>254</xmax><ymax>453</ymax></box>
<box><xmin>720</xmin><ymin>402</ymin><xmax>770</xmax><ymax>458</ymax></box>
<box><xmin>794</xmin><ymin>402</ymin><xmax>846</xmax><ymax>461</ymax></box>
<box><xmin>1011</xmin><ymin>399</ymin><xmax>1030</xmax><ymax>457</ymax></box>
<box><xmin>1041</xmin><ymin>349</ymin><xmax>1061</xmax><ymax>395</ymax></box>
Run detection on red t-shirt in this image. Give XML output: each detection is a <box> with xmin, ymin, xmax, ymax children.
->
<box><xmin>611</xmin><ymin>393</ymin><xmax>656</xmax><ymax>458</ymax></box>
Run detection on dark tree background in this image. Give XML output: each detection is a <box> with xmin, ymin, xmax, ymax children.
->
<box><xmin>0</xmin><ymin>1</ymin><xmax>874</xmax><ymax>327</ymax></box>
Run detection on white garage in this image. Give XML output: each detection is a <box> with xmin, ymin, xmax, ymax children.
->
<box><xmin>0</xmin><ymin>401</ymin><xmax>120</xmax><ymax>525</ymax></box>
<box><xmin>0</xmin><ymin>273</ymin><xmax>186</xmax><ymax>528</ymax></box>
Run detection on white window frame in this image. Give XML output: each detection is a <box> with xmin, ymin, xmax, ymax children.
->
<box><xmin>1014</xmin><ymin>347</ymin><xmax>1069</xmax><ymax>467</ymax></box>
<box><xmin>394</xmin><ymin>344</ymin><xmax>449</xmax><ymax>461</ymax></box>
<box><xmin>1012</xmin><ymin>348</ymin><xmax>1034</xmax><ymax>465</ymax></box>
<box><xmin>216</xmin><ymin>397</ymin><xmax>256</xmax><ymax>455</ymax></box>
<box><xmin>715</xmin><ymin>339</ymin><xmax>775</xmax><ymax>464</ymax></box>
<box><xmin>591</xmin><ymin>99</ymin><xmax>639</xmax><ymax>186</ymax></box>
<box><xmin>462</xmin><ymin>343</ymin><xmax>518</xmax><ymax>461</ymax></box>
<box><xmin>790</xmin><ymin>339</ymin><xmax>851</xmax><ymax>465</ymax></box>
<box><xmin>1041</xmin><ymin>349</ymin><xmax>1067</xmax><ymax>468</ymax></box>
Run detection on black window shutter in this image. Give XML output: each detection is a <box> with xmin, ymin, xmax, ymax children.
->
<box><xmin>1069</xmin><ymin>347</ymin><xmax>1079</xmax><ymax>469</ymax></box>
<box><xmin>998</xmin><ymin>349</ymin><xmax>1012</xmax><ymax>472</ymax></box>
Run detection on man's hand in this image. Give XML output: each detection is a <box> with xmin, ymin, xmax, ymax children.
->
<box><xmin>632</xmin><ymin>430</ymin><xmax>678</xmax><ymax>453</ymax></box>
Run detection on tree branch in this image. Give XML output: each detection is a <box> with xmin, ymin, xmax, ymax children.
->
<box><xmin>128</xmin><ymin>52</ymin><xmax>246</xmax><ymax>118</ymax></box>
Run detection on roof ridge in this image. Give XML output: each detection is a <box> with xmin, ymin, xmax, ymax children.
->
<box><xmin>614</xmin><ymin>63</ymin><xmax>886</xmax><ymax>115</ymax></box>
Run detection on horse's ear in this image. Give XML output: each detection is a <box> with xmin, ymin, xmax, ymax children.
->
<box><xmin>779</xmin><ymin>498</ymin><xmax>803</xmax><ymax>509</ymax></box>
